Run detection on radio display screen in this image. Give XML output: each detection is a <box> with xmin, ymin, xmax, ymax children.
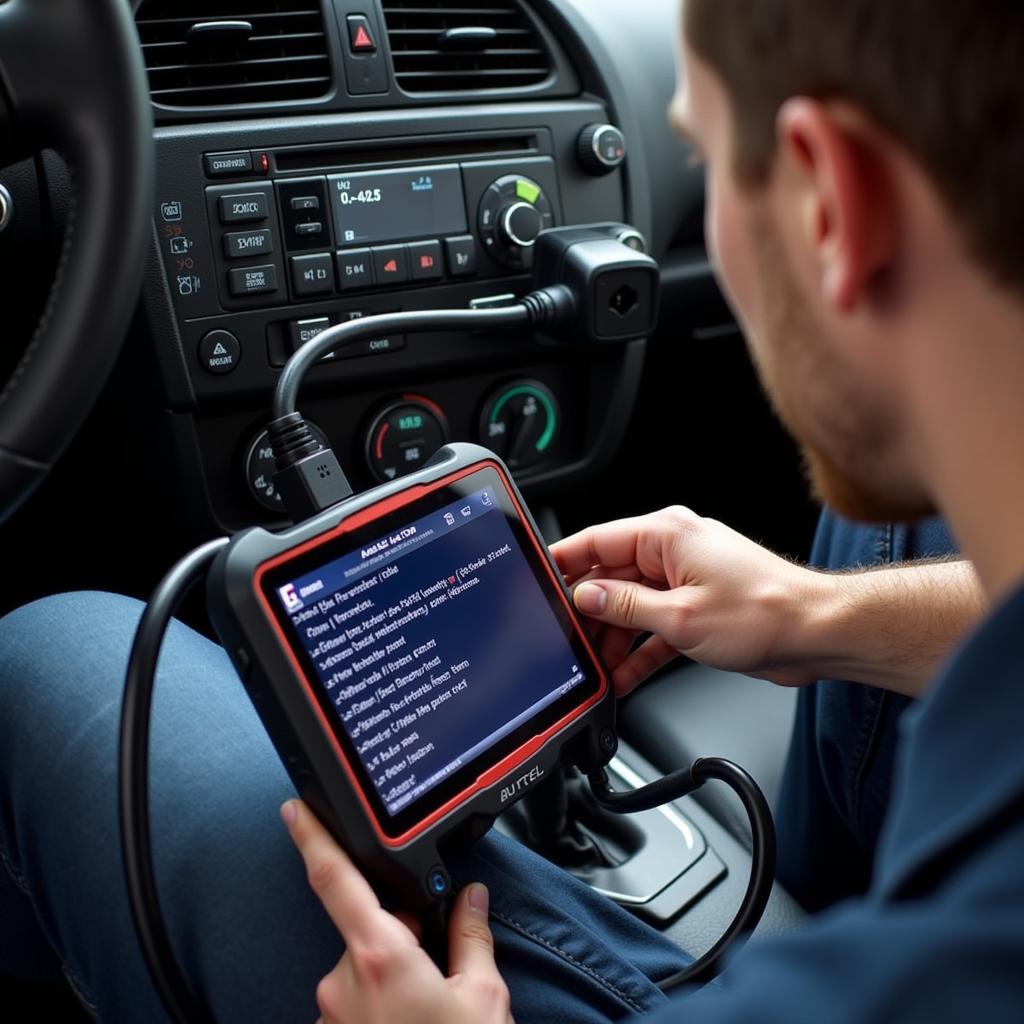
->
<box><xmin>327</xmin><ymin>164</ymin><xmax>468</xmax><ymax>247</ymax></box>
<box><xmin>258</xmin><ymin>465</ymin><xmax>605</xmax><ymax>838</ymax></box>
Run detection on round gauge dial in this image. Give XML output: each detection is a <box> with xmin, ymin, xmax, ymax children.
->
<box><xmin>246</xmin><ymin>421</ymin><xmax>330</xmax><ymax>511</ymax></box>
<box><xmin>366</xmin><ymin>395</ymin><xmax>449</xmax><ymax>483</ymax></box>
<box><xmin>480</xmin><ymin>381</ymin><xmax>560</xmax><ymax>471</ymax></box>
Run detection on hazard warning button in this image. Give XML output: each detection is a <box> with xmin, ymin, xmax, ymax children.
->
<box><xmin>347</xmin><ymin>15</ymin><xmax>377</xmax><ymax>53</ymax></box>
<box><xmin>199</xmin><ymin>329</ymin><xmax>241</xmax><ymax>376</ymax></box>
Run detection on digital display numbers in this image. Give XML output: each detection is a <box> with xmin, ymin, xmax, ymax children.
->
<box><xmin>337</xmin><ymin>187</ymin><xmax>383</xmax><ymax>206</ymax></box>
<box><xmin>399</xmin><ymin>415</ymin><xmax>424</xmax><ymax>431</ymax></box>
<box><xmin>328</xmin><ymin>164</ymin><xmax>468</xmax><ymax>248</ymax></box>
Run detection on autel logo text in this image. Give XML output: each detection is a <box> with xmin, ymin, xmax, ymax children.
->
<box><xmin>499</xmin><ymin>764</ymin><xmax>545</xmax><ymax>804</ymax></box>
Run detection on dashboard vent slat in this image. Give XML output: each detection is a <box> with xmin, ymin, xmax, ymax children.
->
<box><xmin>135</xmin><ymin>0</ymin><xmax>331</xmax><ymax>108</ymax></box>
<box><xmin>382</xmin><ymin>0</ymin><xmax>553</xmax><ymax>94</ymax></box>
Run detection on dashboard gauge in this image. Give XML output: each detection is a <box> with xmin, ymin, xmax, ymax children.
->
<box><xmin>480</xmin><ymin>380</ymin><xmax>559</xmax><ymax>471</ymax></box>
<box><xmin>366</xmin><ymin>394</ymin><xmax>449</xmax><ymax>482</ymax></box>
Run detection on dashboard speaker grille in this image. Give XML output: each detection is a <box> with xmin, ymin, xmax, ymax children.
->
<box><xmin>382</xmin><ymin>0</ymin><xmax>553</xmax><ymax>94</ymax></box>
<box><xmin>136</xmin><ymin>0</ymin><xmax>331</xmax><ymax>108</ymax></box>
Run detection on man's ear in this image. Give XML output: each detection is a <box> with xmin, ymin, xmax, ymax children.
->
<box><xmin>776</xmin><ymin>97</ymin><xmax>896</xmax><ymax>312</ymax></box>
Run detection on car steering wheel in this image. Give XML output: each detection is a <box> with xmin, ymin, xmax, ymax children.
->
<box><xmin>0</xmin><ymin>0</ymin><xmax>153</xmax><ymax>523</ymax></box>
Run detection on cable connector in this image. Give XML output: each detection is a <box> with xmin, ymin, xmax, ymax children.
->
<box><xmin>529</xmin><ymin>224</ymin><xmax>661</xmax><ymax>344</ymax></box>
<box><xmin>268</xmin><ymin>412</ymin><xmax>353</xmax><ymax>522</ymax></box>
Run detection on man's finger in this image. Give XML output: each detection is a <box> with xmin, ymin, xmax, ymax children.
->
<box><xmin>551</xmin><ymin>520</ymin><xmax>645</xmax><ymax>578</ymax></box>
<box><xmin>611</xmin><ymin>635</ymin><xmax>681</xmax><ymax>696</ymax></box>
<box><xmin>448</xmin><ymin>883</ymin><xmax>499</xmax><ymax>979</ymax></box>
<box><xmin>282</xmin><ymin>799</ymin><xmax>381</xmax><ymax>944</ymax></box>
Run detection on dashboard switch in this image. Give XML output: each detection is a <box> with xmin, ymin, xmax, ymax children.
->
<box><xmin>445</xmin><ymin>236</ymin><xmax>477</xmax><ymax>277</ymax></box>
<box><xmin>337</xmin><ymin>248</ymin><xmax>374</xmax><ymax>291</ymax></box>
<box><xmin>219</xmin><ymin>192</ymin><xmax>269</xmax><ymax>224</ymax></box>
<box><xmin>347</xmin><ymin>15</ymin><xmax>377</xmax><ymax>53</ymax></box>
<box><xmin>577</xmin><ymin>124</ymin><xmax>627</xmax><ymax>175</ymax></box>
<box><xmin>372</xmin><ymin>245</ymin><xmax>410</xmax><ymax>285</ymax></box>
<box><xmin>198</xmin><ymin>330</ymin><xmax>241</xmax><ymax>375</ymax></box>
<box><xmin>224</xmin><ymin>228</ymin><xmax>272</xmax><ymax>260</ymax></box>
<box><xmin>408</xmin><ymin>240</ymin><xmax>443</xmax><ymax>281</ymax></box>
<box><xmin>229</xmin><ymin>264</ymin><xmax>278</xmax><ymax>297</ymax></box>
<box><xmin>290</xmin><ymin>254</ymin><xmax>334</xmax><ymax>297</ymax></box>
<box><xmin>205</xmin><ymin>151</ymin><xmax>253</xmax><ymax>178</ymax></box>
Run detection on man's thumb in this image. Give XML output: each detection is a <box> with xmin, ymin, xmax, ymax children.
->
<box><xmin>573</xmin><ymin>579</ymin><xmax>678</xmax><ymax>635</ymax></box>
<box><xmin>448</xmin><ymin>883</ymin><xmax>498</xmax><ymax>977</ymax></box>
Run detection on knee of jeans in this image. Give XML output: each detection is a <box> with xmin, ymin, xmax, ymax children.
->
<box><xmin>0</xmin><ymin>592</ymin><xmax>144</xmax><ymax>743</ymax></box>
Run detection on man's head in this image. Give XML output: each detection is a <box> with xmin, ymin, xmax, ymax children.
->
<box><xmin>674</xmin><ymin>0</ymin><xmax>1024</xmax><ymax>522</ymax></box>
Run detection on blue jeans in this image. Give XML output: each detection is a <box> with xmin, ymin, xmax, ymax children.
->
<box><xmin>0</xmin><ymin>592</ymin><xmax>689</xmax><ymax>1022</ymax></box>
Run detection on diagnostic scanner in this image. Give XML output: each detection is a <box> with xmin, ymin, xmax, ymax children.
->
<box><xmin>207</xmin><ymin>444</ymin><xmax>616</xmax><ymax>912</ymax></box>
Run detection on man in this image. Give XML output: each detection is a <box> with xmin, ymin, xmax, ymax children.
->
<box><xmin>1</xmin><ymin>0</ymin><xmax>1020</xmax><ymax>1020</ymax></box>
<box><xmin>280</xmin><ymin>0</ymin><xmax>1024</xmax><ymax>1017</ymax></box>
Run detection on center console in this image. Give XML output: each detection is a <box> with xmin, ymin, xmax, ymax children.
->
<box><xmin>147</xmin><ymin>99</ymin><xmax>645</xmax><ymax>531</ymax></box>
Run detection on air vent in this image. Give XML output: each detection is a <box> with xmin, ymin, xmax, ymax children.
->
<box><xmin>382</xmin><ymin>0</ymin><xmax>553</xmax><ymax>94</ymax></box>
<box><xmin>136</xmin><ymin>1</ymin><xmax>331</xmax><ymax>108</ymax></box>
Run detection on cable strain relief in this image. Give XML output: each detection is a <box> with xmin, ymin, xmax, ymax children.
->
<box><xmin>267</xmin><ymin>413</ymin><xmax>322</xmax><ymax>470</ymax></box>
<box><xmin>522</xmin><ymin>285</ymin><xmax>576</xmax><ymax>330</ymax></box>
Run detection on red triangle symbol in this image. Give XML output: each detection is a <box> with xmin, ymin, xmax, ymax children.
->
<box><xmin>354</xmin><ymin>25</ymin><xmax>374</xmax><ymax>50</ymax></box>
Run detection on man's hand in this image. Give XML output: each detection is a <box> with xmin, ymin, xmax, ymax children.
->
<box><xmin>551</xmin><ymin>506</ymin><xmax>983</xmax><ymax>698</ymax></box>
<box><xmin>282</xmin><ymin>800</ymin><xmax>514</xmax><ymax>1024</ymax></box>
<box><xmin>551</xmin><ymin>506</ymin><xmax>821</xmax><ymax>695</ymax></box>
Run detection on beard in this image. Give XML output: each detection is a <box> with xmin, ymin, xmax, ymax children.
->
<box><xmin>745</xmin><ymin>220</ymin><xmax>936</xmax><ymax>524</ymax></box>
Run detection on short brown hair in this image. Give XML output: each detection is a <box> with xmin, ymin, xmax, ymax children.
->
<box><xmin>686</xmin><ymin>0</ymin><xmax>1024</xmax><ymax>295</ymax></box>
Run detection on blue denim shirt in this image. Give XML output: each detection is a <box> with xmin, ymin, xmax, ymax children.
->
<box><xmin>654</xmin><ymin>578</ymin><xmax>1024</xmax><ymax>1023</ymax></box>
<box><xmin>775</xmin><ymin>513</ymin><xmax>958</xmax><ymax>910</ymax></box>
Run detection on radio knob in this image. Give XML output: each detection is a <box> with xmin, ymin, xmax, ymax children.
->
<box><xmin>499</xmin><ymin>201</ymin><xmax>544</xmax><ymax>249</ymax></box>
<box><xmin>577</xmin><ymin>123</ymin><xmax>627</xmax><ymax>176</ymax></box>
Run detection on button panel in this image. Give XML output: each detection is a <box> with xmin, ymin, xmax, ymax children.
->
<box><xmin>277</xmin><ymin>177</ymin><xmax>333</xmax><ymax>254</ymax></box>
<box><xmin>205</xmin><ymin>182</ymin><xmax>285</xmax><ymax>309</ymax></box>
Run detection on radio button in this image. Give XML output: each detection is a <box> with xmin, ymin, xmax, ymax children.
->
<box><xmin>445</xmin><ymin>236</ymin><xmax>478</xmax><ymax>277</ymax></box>
<box><xmin>295</xmin><ymin>221</ymin><xmax>324</xmax><ymax>237</ymax></box>
<box><xmin>290</xmin><ymin>254</ymin><xmax>334</xmax><ymax>297</ymax></box>
<box><xmin>219</xmin><ymin>192</ymin><xmax>269</xmax><ymax>225</ymax></box>
<box><xmin>228</xmin><ymin>264</ymin><xmax>278</xmax><ymax>297</ymax></box>
<box><xmin>336</xmin><ymin>248</ymin><xmax>374</xmax><ymax>291</ymax></box>
<box><xmin>290</xmin><ymin>195</ymin><xmax>321</xmax><ymax>212</ymax></box>
<box><xmin>223</xmin><ymin>228</ymin><xmax>273</xmax><ymax>260</ymax></box>
<box><xmin>204</xmin><ymin>151</ymin><xmax>253</xmax><ymax>178</ymax></box>
<box><xmin>372</xmin><ymin>245</ymin><xmax>409</xmax><ymax>286</ymax></box>
<box><xmin>408</xmin><ymin>240</ymin><xmax>443</xmax><ymax>282</ymax></box>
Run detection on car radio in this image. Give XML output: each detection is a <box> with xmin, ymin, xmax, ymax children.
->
<box><xmin>200</xmin><ymin>153</ymin><xmax>561</xmax><ymax>314</ymax></box>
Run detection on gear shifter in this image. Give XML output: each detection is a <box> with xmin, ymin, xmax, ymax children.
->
<box><xmin>513</xmin><ymin>768</ymin><xmax>642</xmax><ymax>870</ymax></box>
<box><xmin>497</xmin><ymin>756</ymin><xmax>724</xmax><ymax>924</ymax></box>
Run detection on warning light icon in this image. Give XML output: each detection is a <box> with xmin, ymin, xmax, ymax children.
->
<box><xmin>419</xmin><ymin>254</ymin><xmax>435</xmax><ymax>270</ymax></box>
<box><xmin>383</xmin><ymin>258</ymin><xmax>399</xmax><ymax>274</ymax></box>
<box><xmin>351</xmin><ymin>23</ymin><xmax>375</xmax><ymax>52</ymax></box>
